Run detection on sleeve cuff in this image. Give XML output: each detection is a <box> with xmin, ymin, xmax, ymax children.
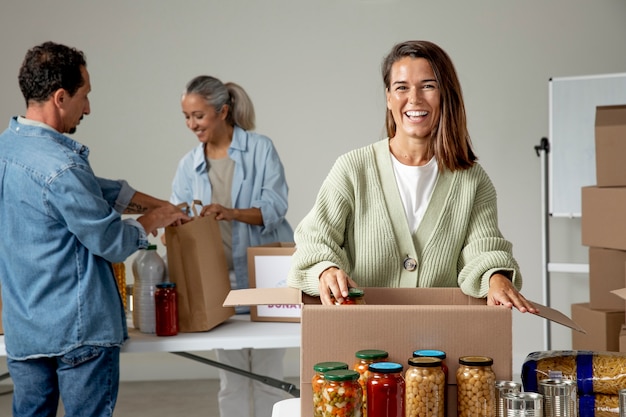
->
<box><xmin>124</xmin><ymin>218</ymin><xmax>149</xmax><ymax>249</ymax></box>
<box><xmin>114</xmin><ymin>180</ymin><xmax>137</xmax><ymax>213</ymax></box>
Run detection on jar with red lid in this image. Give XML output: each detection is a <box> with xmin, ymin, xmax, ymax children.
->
<box><xmin>405</xmin><ymin>357</ymin><xmax>445</xmax><ymax>417</ymax></box>
<box><xmin>456</xmin><ymin>356</ymin><xmax>496</xmax><ymax>417</ymax></box>
<box><xmin>353</xmin><ymin>349</ymin><xmax>388</xmax><ymax>417</ymax></box>
<box><xmin>154</xmin><ymin>282</ymin><xmax>178</xmax><ymax>336</ymax></box>
<box><xmin>367</xmin><ymin>361</ymin><xmax>405</xmax><ymax>417</ymax></box>
<box><xmin>331</xmin><ymin>287</ymin><xmax>366</xmax><ymax>305</ymax></box>
<box><xmin>322</xmin><ymin>369</ymin><xmax>363</xmax><ymax>417</ymax></box>
<box><xmin>312</xmin><ymin>361</ymin><xmax>349</xmax><ymax>417</ymax></box>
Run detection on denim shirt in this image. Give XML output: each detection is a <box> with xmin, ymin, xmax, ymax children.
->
<box><xmin>170</xmin><ymin>126</ymin><xmax>294</xmax><ymax>293</ymax></box>
<box><xmin>0</xmin><ymin>117</ymin><xmax>148</xmax><ymax>359</ymax></box>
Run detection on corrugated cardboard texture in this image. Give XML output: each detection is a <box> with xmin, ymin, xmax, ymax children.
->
<box><xmin>589</xmin><ymin>247</ymin><xmax>626</xmax><ymax>310</ymax></box>
<box><xmin>299</xmin><ymin>289</ymin><xmax>512</xmax><ymax>417</ymax></box>
<box><xmin>247</xmin><ymin>243</ymin><xmax>297</xmax><ymax>322</ymax></box>
<box><xmin>572</xmin><ymin>302</ymin><xmax>624</xmax><ymax>352</ymax></box>
<box><xmin>582</xmin><ymin>186</ymin><xmax>626</xmax><ymax>251</ymax></box>
<box><xmin>595</xmin><ymin>105</ymin><xmax>626</xmax><ymax>187</ymax></box>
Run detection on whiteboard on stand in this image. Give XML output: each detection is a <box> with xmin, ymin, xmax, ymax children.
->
<box><xmin>549</xmin><ymin>72</ymin><xmax>626</xmax><ymax>217</ymax></box>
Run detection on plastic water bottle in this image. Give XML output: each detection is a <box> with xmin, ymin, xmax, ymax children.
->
<box><xmin>133</xmin><ymin>244</ymin><xmax>165</xmax><ymax>333</ymax></box>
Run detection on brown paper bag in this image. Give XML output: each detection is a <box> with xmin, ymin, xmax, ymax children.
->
<box><xmin>164</xmin><ymin>201</ymin><xmax>234</xmax><ymax>332</ymax></box>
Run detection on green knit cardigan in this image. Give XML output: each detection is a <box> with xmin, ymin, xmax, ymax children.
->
<box><xmin>287</xmin><ymin>138</ymin><xmax>522</xmax><ymax>298</ymax></box>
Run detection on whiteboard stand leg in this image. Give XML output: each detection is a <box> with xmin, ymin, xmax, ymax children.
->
<box><xmin>535</xmin><ymin>137</ymin><xmax>551</xmax><ymax>350</ymax></box>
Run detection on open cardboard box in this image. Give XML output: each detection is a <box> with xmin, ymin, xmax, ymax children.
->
<box><xmin>247</xmin><ymin>242</ymin><xmax>299</xmax><ymax>322</ymax></box>
<box><xmin>225</xmin><ymin>287</ymin><xmax>583</xmax><ymax>417</ymax></box>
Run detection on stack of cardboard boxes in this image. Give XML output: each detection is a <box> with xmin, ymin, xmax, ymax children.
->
<box><xmin>578</xmin><ymin>104</ymin><xmax>626</xmax><ymax>352</ymax></box>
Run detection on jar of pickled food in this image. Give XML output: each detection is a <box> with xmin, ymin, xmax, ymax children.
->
<box><xmin>456</xmin><ymin>356</ymin><xmax>496</xmax><ymax>417</ymax></box>
<box><xmin>322</xmin><ymin>369</ymin><xmax>363</xmax><ymax>417</ymax></box>
<box><xmin>367</xmin><ymin>361</ymin><xmax>405</xmax><ymax>417</ymax></box>
<box><xmin>353</xmin><ymin>349</ymin><xmax>388</xmax><ymax>417</ymax></box>
<box><xmin>405</xmin><ymin>357</ymin><xmax>445</xmax><ymax>417</ymax></box>
<box><xmin>312</xmin><ymin>362</ymin><xmax>349</xmax><ymax>417</ymax></box>
<box><xmin>331</xmin><ymin>287</ymin><xmax>366</xmax><ymax>305</ymax></box>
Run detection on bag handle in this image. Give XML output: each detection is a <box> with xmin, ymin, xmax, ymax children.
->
<box><xmin>176</xmin><ymin>200</ymin><xmax>204</xmax><ymax>218</ymax></box>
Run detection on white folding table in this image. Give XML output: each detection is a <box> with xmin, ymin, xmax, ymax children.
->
<box><xmin>0</xmin><ymin>314</ymin><xmax>301</xmax><ymax>396</ymax></box>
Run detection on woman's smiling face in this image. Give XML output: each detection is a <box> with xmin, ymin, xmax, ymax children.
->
<box><xmin>386</xmin><ymin>57</ymin><xmax>440</xmax><ymax>141</ymax></box>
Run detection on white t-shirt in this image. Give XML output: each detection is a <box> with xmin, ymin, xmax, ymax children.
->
<box><xmin>391</xmin><ymin>155</ymin><xmax>438</xmax><ymax>233</ymax></box>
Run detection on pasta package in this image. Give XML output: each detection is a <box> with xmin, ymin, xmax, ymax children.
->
<box><xmin>521</xmin><ymin>350</ymin><xmax>626</xmax><ymax>396</ymax></box>
<box><xmin>579</xmin><ymin>393</ymin><xmax>618</xmax><ymax>417</ymax></box>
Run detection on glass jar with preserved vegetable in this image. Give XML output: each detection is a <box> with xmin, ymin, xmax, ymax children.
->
<box><xmin>456</xmin><ymin>356</ymin><xmax>496</xmax><ymax>417</ymax></box>
<box><xmin>405</xmin><ymin>357</ymin><xmax>445</xmax><ymax>417</ymax></box>
<box><xmin>322</xmin><ymin>369</ymin><xmax>363</xmax><ymax>417</ymax></box>
<box><xmin>353</xmin><ymin>349</ymin><xmax>388</xmax><ymax>417</ymax></box>
<box><xmin>367</xmin><ymin>361</ymin><xmax>405</xmax><ymax>417</ymax></box>
<box><xmin>331</xmin><ymin>287</ymin><xmax>366</xmax><ymax>305</ymax></box>
<box><xmin>312</xmin><ymin>362</ymin><xmax>349</xmax><ymax>417</ymax></box>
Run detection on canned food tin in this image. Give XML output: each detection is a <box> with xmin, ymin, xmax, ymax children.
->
<box><xmin>539</xmin><ymin>378</ymin><xmax>577</xmax><ymax>417</ymax></box>
<box><xmin>495</xmin><ymin>380</ymin><xmax>522</xmax><ymax>417</ymax></box>
<box><xmin>503</xmin><ymin>392</ymin><xmax>543</xmax><ymax>417</ymax></box>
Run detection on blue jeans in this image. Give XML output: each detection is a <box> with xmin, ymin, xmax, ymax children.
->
<box><xmin>7</xmin><ymin>345</ymin><xmax>120</xmax><ymax>417</ymax></box>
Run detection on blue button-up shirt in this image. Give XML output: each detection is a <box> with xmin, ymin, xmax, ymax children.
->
<box><xmin>0</xmin><ymin>117</ymin><xmax>148</xmax><ymax>359</ymax></box>
<box><xmin>170</xmin><ymin>126</ymin><xmax>293</xmax><ymax>292</ymax></box>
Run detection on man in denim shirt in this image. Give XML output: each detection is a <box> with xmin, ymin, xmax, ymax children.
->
<box><xmin>0</xmin><ymin>42</ymin><xmax>189</xmax><ymax>417</ymax></box>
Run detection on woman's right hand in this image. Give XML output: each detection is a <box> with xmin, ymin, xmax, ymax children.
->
<box><xmin>318</xmin><ymin>267</ymin><xmax>359</xmax><ymax>305</ymax></box>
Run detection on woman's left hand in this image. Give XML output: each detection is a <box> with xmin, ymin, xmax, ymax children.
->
<box><xmin>487</xmin><ymin>274</ymin><xmax>539</xmax><ymax>313</ymax></box>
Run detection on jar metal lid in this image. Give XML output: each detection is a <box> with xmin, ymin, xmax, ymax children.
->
<box><xmin>408</xmin><ymin>357</ymin><xmax>442</xmax><ymax>367</ymax></box>
<box><xmin>156</xmin><ymin>282</ymin><xmax>176</xmax><ymax>289</ymax></box>
<box><xmin>459</xmin><ymin>355</ymin><xmax>493</xmax><ymax>366</ymax></box>
<box><xmin>347</xmin><ymin>288</ymin><xmax>364</xmax><ymax>297</ymax></box>
<box><xmin>355</xmin><ymin>349</ymin><xmax>389</xmax><ymax>360</ymax></box>
<box><xmin>313</xmin><ymin>361</ymin><xmax>349</xmax><ymax>373</ymax></box>
<box><xmin>413</xmin><ymin>349</ymin><xmax>446</xmax><ymax>359</ymax></box>
<box><xmin>324</xmin><ymin>369</ymin><xmax>360</xmax><ymax>382</ymax></box>
<box><xmin>368</xmin><ymin>361</ymin><xmax>403</xmax><ymax>373</ymax></box>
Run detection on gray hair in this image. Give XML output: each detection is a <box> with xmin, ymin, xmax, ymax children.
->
<box><xmin>184</xmin><ymin>75</ymin><xmax>255</xmax><ymax>131</ymax></box>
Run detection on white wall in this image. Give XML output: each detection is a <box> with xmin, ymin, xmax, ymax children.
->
<box><xmin>1</xmin><ymin>0</ymin><xmax>626</xmax><ymax>381</ymax></box>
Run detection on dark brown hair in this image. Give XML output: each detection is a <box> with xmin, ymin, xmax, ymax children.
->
<box><xmin>382</xmin><ymin>40</ymin><xmax>476</xmax><ymax>171</ymax></box>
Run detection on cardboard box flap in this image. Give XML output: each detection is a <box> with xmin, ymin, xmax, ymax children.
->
<box><xmin>611</xmin><ymin>288</ymin><xmax>626</xmax><ymax>300</ymax></box>
<box><xmin>530</xmin><ymin>300</ymin><xmax>586</xmax><ymax>333</ymax></box>
<box><xmin>224</xmin><ymin>287</ymin><xmax>302</xmax><ymax>306</ymax></box>
<box><xmin>223</xmin><ymin>288</ymin><xmax>584</xmax><ymax>332</ymax></box>
<box><xmin>360</xmin><ymin>287</ymin><xmax>485</xmax><ymax>305</ymax></box>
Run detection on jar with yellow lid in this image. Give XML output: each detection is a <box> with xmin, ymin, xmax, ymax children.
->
<box><xmin>456</xmin><ymin>356</ymin><xmax>496</xmax><ymax>417</ymax></box>
<box><xmin>405</xmin><ymin>356</ymin><xmax>445</xmax><ymax>417</ymax></box>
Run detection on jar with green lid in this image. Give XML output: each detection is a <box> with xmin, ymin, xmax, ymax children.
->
<box><xmin>331</xmin><ymin>287</ymin><xmax>366</xmax><ymax>305</ymax></box>
<box><xmin>405</xmin><ymin>357</ymin><xmax>445</xmax><ymax>417</ymax></box>
<box><xmin>353</xmin><ymin>349</ymin><xmax>388</xmax><ymax>417</ymax></box>
<box><xmin>456</xmin><ymin>356</ymin><xmax>496</xmax><ymax>417</ymax></box>
<box><xmin>322</xmin><ymin>369</ymin><xmax>363</xmax><ymax>417</ymax></box>
<box><xmin>312</xmin><ymin>361</ymin><xmax>349</xmax><ymax>417</ymax></box>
